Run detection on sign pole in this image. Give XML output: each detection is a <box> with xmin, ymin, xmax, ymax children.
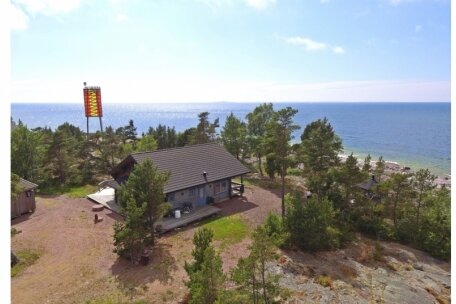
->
<box><xmin>86</xmin><ymin>117</ymin><xmax>89</xmax><ymax>139</ymax></box>
<box><xmin>99</xmin><ymin>116</ymin><xmax>103</xmax><ymax>133</ymax></box>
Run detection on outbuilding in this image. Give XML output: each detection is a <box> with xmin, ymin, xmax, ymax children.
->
<box><xmin>11</xmin><ymin>178</ymin><xmax>38</xmax><ymax>219</ymax></box>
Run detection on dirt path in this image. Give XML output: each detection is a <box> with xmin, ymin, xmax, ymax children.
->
<box><xmin>11</xmin><ymin>185</ymin><xmax>282</xmax><ymax>304</ymax></box>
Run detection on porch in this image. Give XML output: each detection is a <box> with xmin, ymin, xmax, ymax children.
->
<box><xmin>155</xmin><ymin>205</ymin><xmax>221</xmax><ymax>234</ymax></box>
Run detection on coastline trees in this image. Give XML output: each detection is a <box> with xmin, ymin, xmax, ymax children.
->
<box><xmin>221</xmin><ymin>112</ymin><xmax>248</xmax><ymax>160</ymax></box>
<box><xmin>11</xmin><ymin>123</ymin><xmax>41</xmax><ymax>181</ymax></box>
<box><xmin>265</xmin><ymin>107</ymin><xmax>300</xmax><ymax>219</ymax></box>
<box><xmin>246</xmin><ymin>103</ymin><xmax>275</xmax><ymax>176</ymax></box>
<box><xmin>299</xmin><ymin>118</ymin><xmax>343</xmax><ymax>201</ymax></box>
<box><xmin>412</xmin><ymin>168</ymin><xmax>436</xmax><ymax>224</ymax></box>
<box><xmin>192</xmin><ymin>112</ymin><xmax>219</xmax><ymax>144</ymax></box>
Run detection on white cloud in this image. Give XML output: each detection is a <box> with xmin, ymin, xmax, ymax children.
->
<box><xmin>116</xmin><ymin>13</ymin><xmax>128</xmax><ymax>22</ymax></box>
<box><xmin>13</xmin><ymin>0</ymin><xmax>81</xmax><ymax>16</ymax></box>
<box><xmin>332</xmin><ymin>46</ymin><xmax>345</xmax><ymax>54</ymax></box>
<box><xmin>284</xmin><ymin>36</ymin><xmax>346</xmax><ymax>54</ymax></box>
<box><xmin>9</xmin><ymin>3</ymin><xmax>29</xmax><ymax>30</ymax></box>
<box><xmin>245</xmin><ymin>0</ymin><xmax>276</xmax><ymax>10</ymax></box>
<box><xmin>285</xmin><ymin>36</ymin><xmax>327</xmax><ymax>51</ymax></box>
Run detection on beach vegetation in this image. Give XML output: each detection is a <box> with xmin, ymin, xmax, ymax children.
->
<box><xmin>362</xmin><ymin>153</ymin><xmax>372</xmax><ymax>172</ymax></box>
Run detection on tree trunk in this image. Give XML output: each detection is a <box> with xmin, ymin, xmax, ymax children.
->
<box><xmin>261</xmin><ymin>257</ymin><xmax>268</xmax><ymax>304</ymax></box>
<box><xmin>258</xmin><ymin>153</ymin><xmax>264</xmax><ymax>176</ymax></box>
<box><xmin>148</xmin><ymin>210</ymin><xmax>155</xmax><ymax>246</ymax></box>
<box><xmin>281</xmin><ymin>162</ymin><xmax>285</xmax><ymax>220</ymax></box>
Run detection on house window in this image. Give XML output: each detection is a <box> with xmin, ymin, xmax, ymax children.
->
<box><xmin>189</xmin><ymin>188</ymin><xmax>196</xmax><ymax>196</ymax></box>
<box><xmin>26</xmin><ymin>191</ymin><xmax>31</xmax><ymax>197</ymax></box>
<box><xmin>214</xmin><ymin>181</ymin><xmax>227</xmax><ymax>194</ymax></box>
<box><xmin>168</xmin><ymin>193</ymin><xmax>175</xmax><ymax>202</ymax></box>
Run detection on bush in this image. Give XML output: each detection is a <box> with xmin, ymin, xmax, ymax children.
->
<box><xmin>315</xmin><ymin>275</ymin><xmax>332</xmax><ymax>287</ymax></box>
<box><xmin>263</xmin><ymin>212</ymin><xmax>286</xmax><ymax>246</ymax></box>
<box><xmin>285</xmin><ymin>194</ymin><xmax>342</xmax><ymax>251</ymax></box>
<box><xmin>287</xmin><ymin>167</ymin><xmax>301</xmax><ymax>176</ymax></box>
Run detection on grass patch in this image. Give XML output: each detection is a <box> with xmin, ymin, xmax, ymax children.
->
<box><xmin>202</xmin><ymin>215</ymin><xmax>249</xmax><ymax>247</ymax></box>
<box><xmin>39</xmin><ymin>184</ymin><xmax>98</xmax><ymax>198</ymax></box>
<box><xmin>11</xmin><ymin>249</ymin><xmax>41</xmax><ymax>277</ymax></box>
<box><xmin>315</xmin><ymin>274</ymin><xmax>333</xmax><ymax>288</ymax></box>
<box><xmin>387</xmin><ymin>262</ymin><xmax>400</xmax><ymax>272</ymax></box>
<box><xmin>11</xmin><ymin>228</ymin><xmax>22</xmax><ymax>237</ymax></box>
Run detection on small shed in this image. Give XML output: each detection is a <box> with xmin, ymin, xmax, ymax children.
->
<box><xmin>11</xmin><ymin>178</ymin><xmax>38</xmax><ymax>219</ymax></box>
<box><xmin>357</xmin><ymin>175</ymin><xmax>380</xmax><ymax>201</ymax></box>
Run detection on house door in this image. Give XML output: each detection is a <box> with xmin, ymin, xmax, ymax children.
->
<box><xmin>196</xmin><ymin>186</ymin><xmax>206</xmax><ymax>206</ymax></box>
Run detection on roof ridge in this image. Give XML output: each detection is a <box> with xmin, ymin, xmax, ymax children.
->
<box><xmin>130</xmin><ymin>142</ymin><xmax>220</xmax><ymax>156</ymax></box>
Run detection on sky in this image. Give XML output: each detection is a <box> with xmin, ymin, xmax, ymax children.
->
<box><xmin>8</xmin><ymin>0</ymin><xmax>451</xmax><ymax>103</ymax></box>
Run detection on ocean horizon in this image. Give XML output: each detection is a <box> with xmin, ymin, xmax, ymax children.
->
<box><xmin>11</xmin><ymin>102</ymin><xmax>451</xmax><ymax>176</ymax></box>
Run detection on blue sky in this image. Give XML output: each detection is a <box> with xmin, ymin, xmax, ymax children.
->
<box><xmin>9</xmin><ymin>0</ymin><xmax>451</xmax><ymax>102</ymax></box>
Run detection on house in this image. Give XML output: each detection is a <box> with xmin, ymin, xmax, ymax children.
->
<box><xmin>357</xmin><ymin>175</ymin><xmax>380</xmax><ymax>201</ymax></box>
<box><xmin>109</xmin><ymin>143</ymin><xmax>250</xmax><ymax>209</ymax></box>
<box><xmin>11</xmin><ymin>178</ymin><xmax>38</xmax><ymax>219</ymax></box>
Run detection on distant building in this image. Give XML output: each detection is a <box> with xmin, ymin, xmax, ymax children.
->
<box><xmin>11</xmin><ymin>178</ymin><xmax>38</xmax><ymax>219</ymax></box>
<box><xmin>357</xmin><ymin>175</ymin><xmax>380</xmax><ymax>201</ymax></box>
<box><xmin>109</xmin><ymin>143</ymin><xmax>250</xmax><ymax>209</ymax></box>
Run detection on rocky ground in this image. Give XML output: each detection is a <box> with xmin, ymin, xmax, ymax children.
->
<box><xmin>272</xmin><ymin>235</ymin><xmax>450</xmax><ymax>304</ymax></box>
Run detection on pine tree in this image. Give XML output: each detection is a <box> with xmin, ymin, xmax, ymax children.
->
<box><xmin>246</xmin><ymin>103</ymin><xmax>275</xmax><ymax>176</ymax></box>
<box><xmin>265</xmin><ymin>107</ymin><xmax>300</xmax><ymax>219</ymax></box>
<box><xmin>300</xmin><ymin>118</ymin><xmax>343</xmax><ymax>200</ymax></box>
<box><xmin>117</xmin><ymin>159</ymin><xmax>170</xmax><ymax>246</ymax></box>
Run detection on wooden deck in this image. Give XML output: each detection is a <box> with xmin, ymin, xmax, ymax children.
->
<box><xmin>155</xmin><ymin>205</ymin><xmax>221</xmax><ymax>233</ymax></box>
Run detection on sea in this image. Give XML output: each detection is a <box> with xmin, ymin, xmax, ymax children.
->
<box><xmin>11</xmin><ymin>102</ymin><xmax>451</xmax><ymax>176</ymax></box>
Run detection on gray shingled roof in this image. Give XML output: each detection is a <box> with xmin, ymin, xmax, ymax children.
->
<box><xmin>113</xmin><ymin>143</ymin><xmax>250</xmax><ymax>193</ymax></box>
<box><xmin>357</xmin><ymin>176</ymin><xmax>378</xmax><ymax>191</ymax></box>
<box><xmin>19</xmin><ymin>178</ymin><xmax>38</xmax><ymax>191</ymax></box>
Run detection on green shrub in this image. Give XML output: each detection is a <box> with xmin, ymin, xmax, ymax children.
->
<box><xmin>287</xmin><ymin>167</ymin><xmax>301</xmax><ymax>176</ymax></box>
<box><xmin>285</xmin><ymin>194</ymin><xmax>342</xmax><ymax>251</ymax></box>
<box><xmin>263</xmin><ymin>212</ymin><xmax>286</xmax><ymax>246</ymax></box>
<box><xmin>315</xmin><ymin>275</ymin><xmax>332</xmax><ymax>287</ymax></box>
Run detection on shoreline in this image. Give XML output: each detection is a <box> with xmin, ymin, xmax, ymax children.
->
<box><xmin>339</xmin><ymin>153</ymin><xmax>451</xmax><ymax>189</ymax></box>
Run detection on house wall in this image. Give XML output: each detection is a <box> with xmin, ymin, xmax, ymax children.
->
<box><xmin>11</xmin><ymin>190</ymin><xmax>36</xmax><ymax>219</ymax></box>
<box><xmin>166</xmin><ymin>178</ymin><xmax>231</xmax><ymax>209</ymax></box>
